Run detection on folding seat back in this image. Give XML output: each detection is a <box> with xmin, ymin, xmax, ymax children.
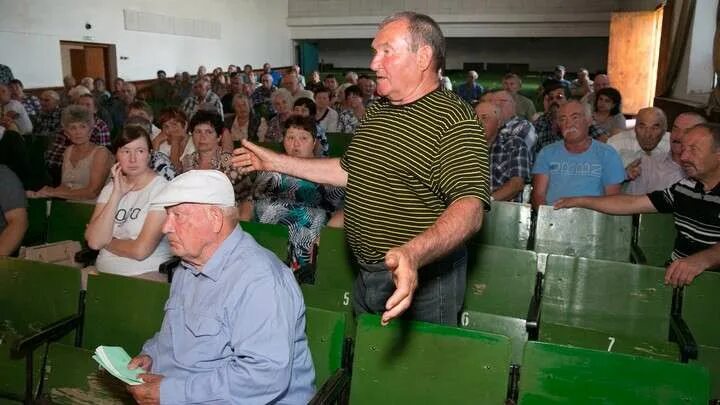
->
<box><xmin>519</xmin><ymin>341</ymin><xmax>710</xmax><ymax>404</ymax></box>
<box><xmin>46</xmin><ymin>200</ymin><xmax>95</xmax><ymax>244</ymax></box>
<box><xmin>683</xmin><ymin>272</ymin><xmax>720</xmax><ymax>400</ymax></box>
<box><xmin>533</xmin><ymin>205</ymin><xmax>632</xmax><ymax>262</ymax></box>
<box><xmin>304</xmin><ymin>307</ymin><xmax>347</xmax><ymax>388</ymax></box>
<box><xmin>473</xmin><ymin>201</ymin><xmax>532</xmax><ymax>250</ymax></box>
<box><xmin>240</xmin><ymin>221</ymin><xmax>290</xmax><ymax>263</ymax></box>
<box><xmin>633</xmin><ymin>212</ymin><xmax>676</xmax><ymax>266</ymax></box>
<box><xmin>325</xmin><ymin>132</ymin><xmax>353</xmax><ymax>157</ymax></box>
<box><xmin>350</xmin><ymin>314</ymin><xmax>512</xmax><ymax>404</ymax></box>
<box><xmin>314</xmin><ymin>227</ymin><xmax>357</xmax><ymax>292</ymax></box>
<box><xmin>22</xmin><ymin>198</ymin><xmax>50</xmax><ymax>247</ymax></box>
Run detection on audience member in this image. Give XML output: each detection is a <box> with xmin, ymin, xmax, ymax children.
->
<box><xmin>124</xmin><ymin>116</ymin><xmax>177</xmax><ymax>181</ymax></box>
<box><xmin>306</xmin><ymin>70</ymin><xmax>323</xmax><ymax>93</ymax></box>
<box><xmin>502</xmin><ymin>73</ymin><xmax>536</xmax><ymax>120</ymax></box>
<box><xmin>30</xmin><ymin>105</ymin><xmax>113</xmax><ymax>201</ymax></box>
<box><xmin>80</xmin><ymin>77</ymin><xmax>95</xmax><ymax>92</ymax></box>
<box><xmin>315</xmin><ymin>86</ymin><xmax>339</xmax><ymax>133</ymax></box>
<box><xmin>555</xmin><ymin>123</ymin><xmax>720</xmax><ymax>287</ymax></box>
<box><xmin>292</xmin><ymin>97</ymin><xmax>329</xmax><ymax>157</ymax></box>
<box><xmin>0</xmin><ymin>83</ymin><xmax>33</xmax><ymax>134</ymax></box>
<box><xmin>181</xmin><ymin>110</ymin><xmax>252</xmax><ymax>205</ymax></box>
<box><xmin>0</xmin><ymin>129</ymin><xmax>32</xmax><ymax>189</ymax></box>
<box><xmin>127</xmin><ymin>100</ymin><xmax>160</xmax><ymax>137</ymax></box>
<box><xmin>59</xmin><ymin>75</ymin><xmax>77</xmax><ymax>107</ymax></box>
<box><xmin>345</xmin><ymin>71</ymin><xmax>359</xmax><ymax>85</ymax></box>
<box><xmin>221</xmin><ymin>73</ymin><xmax>243</xmax><ymax>115</ymax></box>
<box><xmin>8</xmin><ymin>79</ymin><xmax>40</xmax><ymax>123</ymax></box>
<box><xmin>262</xmin><ymin>62</ymin><xmax>283</xmax><ymax>86</ymax></box>
<box><xmin>438</xmin><ymin>68</ymin><xmax>452</xmax><ymax>91</ymax></box>
<box><xmin>110</xmin><ymin>82</ymin><xmax>137</xmax><ymax>129</ymax></box>
<box><xmin>112</xmin><ymin>77</ymin><xmax>126</xmax><ymax>98</ymax></box>
<box><xmin>93</xmin><ymin>78</ymin><xmax>112</xmax><ymax>107</ymax></box>
<box><xmin>542</xmin><ymin>65</ymin><xmax>571</xmax><ymax>92</ymax></box>
<box><xmin>174</xmin><ymin>72</ymin><xmax>193</xmax><ymax>102</ymax></box>
<box><xmin>150</xmin><ymin>70</ymin><xmax>174</xmax><ymax>104</ymax></box>
<box><xmin>581</xmin><ymin>73</ymin><xmax>610</xmax><ymax>108</ymax></box>
<box><xmin>210</xmin><ymin>67</ymin><xmax>228</xmax><ymax>98</ymax></box>
<box><xmin>153</xmin><ymin>107</ymin><xmax>195</xmax><ymax>170</ymax></box>
<box><xmin>180</xmin><ymin>78</ymin><xmax>224</xmax><ymax>119</ymax></box>
<box><xmin>531</xmin><ymin>100</ymin><xmax>624</xmax><ymax>206</ymax></box>
<box><xmin>570</xmin><ymin>67</ymin><xmax>593</xmax><ymax>98</ymax></box>
<box><xmin>241</xmin><ymin>64</ymin><xmax>257</xmax><ymax>86</ymax></box>
<box><xmin>292</xmin><ymin>64</ymin><xmax>306</xmax><ymax>88</ymax></box>
<box><xmin>338</xmin><ymin>85</ymin><xmax>365</xmax><ymax>134</ymax></box>
<box><xmin>264</xmin><ymin>88</ymin><xmax>294</xmax><ymax>142</ymax></box>
<box><xmin>475</xmin><ymin>101</ymin><xmax>530</xmax><ymax>202</ymax></box>
<box><xmin>35</xmin><ymin>90</ymin><xmax>62</xmax><ymax>137</ymax></box>
<box><xmin>221</xmin><ymin>94</ymin><xmax>266</xmax><ymax>151</ymax></box>
<box><xmin>251</xmin><ymin>73</ymin><xmax>276</xmax><ymax>118</ymax></box>
<box><xmin>0</xmin><ymin>64</ymin><xmax>14</xmax><ymax>85</ymax></box>
<box><xmin>625</xmin><ymin>112</ymin><xmax>706</xmax><ymax>194</ymax></box>
<box><xmin>592</xmin><ymin>87</ymin><xmax>626</xmax><ymax>136</ymax></box>
<box><xmin>127</xmin><ymin>169</ymin><xmax>314</xmax><ymax>404</ymax></box>
<box><xmin>85</xmin><ymin>126</ymin><xmax>172</xmax><ymax>279</ymax></box>
<box><xmin>608</xmin><ymin>107</ymin><xmax>669</xmax><ymax>168</ymax></box>
<box><xmin>359</xmin><ymin>75</ymin><xmax>378</xmax><ymax>106</ymax></box>
<box><xmin>0</xmin><ymin>165</ymin><xmax>27</xmax><ymax>256</ymax></box>
<box><xmin>76</xmin><ymin>94</ymin><xmax>112</xmax><ymax>145</ymax></box>
<box><xmin>248</xmin><ymin>116</ymin><xmax>344</xmax><ymax>272</ymax></box>
<box><xmin>492</xmin><ymin>90</ymin><xmax>537</xmax><ymax>153</ymax></box>
<box><xmin>281</xmin><ymin>72</ymin><xmax>314</xmax><ymax>103</ymax></box>
<box><xmin>456</xmin><ymin>70</ymin><xmax>483</xmax><ymax>104</ymax></box>
<box><xmin>323</xmin><ymin>74</ymin><xmax>340</xmax><ymax>102</ymax></box>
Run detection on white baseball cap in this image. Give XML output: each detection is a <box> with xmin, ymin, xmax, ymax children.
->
<box><xmin>151</xmin><ymin>170</ymin><xmax>235</xmax><ymax>208</ymax></box>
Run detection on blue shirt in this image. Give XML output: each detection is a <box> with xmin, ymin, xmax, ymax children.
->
<box><xmin>455</xmin><ymin>82</ymin><xmax>484</xmax><ymax>104</ymax></box>
<box><xmin>142</xmin><ymin>226</ymin><xmax>315</xmax><ymax>404</ymax></box>
<box><xmin>532</xmin><ymin>139</ymin><xmax>625</xmax><ymax>204</ymax></box>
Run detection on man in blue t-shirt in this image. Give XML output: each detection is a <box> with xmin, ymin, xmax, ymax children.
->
<box><xmin>531</xmin><ymin>100</ymin><xmax>625</xmax><ymax>206</ymax></box>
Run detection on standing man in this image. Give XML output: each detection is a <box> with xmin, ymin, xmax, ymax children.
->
<box><xmin>234</xmin><ymin>12</ymin><xmax>489</xmax><ymax>326</ymax></box>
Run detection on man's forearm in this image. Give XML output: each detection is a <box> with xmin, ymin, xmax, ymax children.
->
<box><xmin>403</xmin><ymin>197</ymin><xmax>484</xmax><ymax>269</ymax></box>
<box><xmin>689</xmin><ymin>243</ymin><xmax>720</xmax><ymax>270</ymax></box>
<box><xmin>575</xmin><ymin>194</ymin><xmax>656</xmax><ymax>215</ymax></box>
<box><xmin>275</xmin><ymin>156</ymin><xmax>347</xmax><ymax>187</ymax></box>
<box><xmin>0</xmin><ymin>223</ymin><xmax>27</xmax><ymax>255</ymax></box>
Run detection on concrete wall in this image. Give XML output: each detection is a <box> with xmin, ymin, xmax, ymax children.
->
<box><xmin>0</xmin><ymin>0</ymin><xmax>292</xmax><ymax>88</ymax></box>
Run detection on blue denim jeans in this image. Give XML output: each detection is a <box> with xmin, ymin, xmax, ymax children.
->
<box><xmin>352</xmin><ymin>246</ymin><xmax>467</xmax><ymax>326</ymax></box>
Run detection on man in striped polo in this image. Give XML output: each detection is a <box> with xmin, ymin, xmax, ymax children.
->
<box><xmin>233</xmin><ymin>11</ymin><xmax>490</xmax><ymax>326</ymax></box>
<box><xmin>555</xmin><ymin>123</ymin><xmax>720</xmax><ymax>287</ymax></box>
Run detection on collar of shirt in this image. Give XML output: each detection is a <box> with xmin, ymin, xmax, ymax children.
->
<box><xmin>181</xmin><ymin>226</ymin><xmax>245</xmax><ymax>281</ymax></box>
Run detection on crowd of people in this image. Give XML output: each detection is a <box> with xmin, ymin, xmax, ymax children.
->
<box><xmin>0</xmin><ymin>9</ymin><xmax>718</xmax><ymax>403</ymax></box>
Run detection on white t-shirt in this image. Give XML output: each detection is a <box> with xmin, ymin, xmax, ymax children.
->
<box><xmin>607</xmin><ymin>129</ymin><xmax>670</xmax><ymax>168</ymax></box>
<box><xmin>95</xmin><ymin>175</ymin><xmax>172</xmax><ymax>276</ymax></box>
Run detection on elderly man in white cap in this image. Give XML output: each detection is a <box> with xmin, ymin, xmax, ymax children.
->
<box><xmin>127</xmin><ymin>170</ymin><xmax>315</xmax><ymax>405</ymax></box>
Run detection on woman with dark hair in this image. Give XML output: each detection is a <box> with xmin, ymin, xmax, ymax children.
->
<box><xmin>593</xmin><ymin>87</ymin><xmax>627</xmax><ymax>137</ymax></box>
<box><xmin>85</xmin><ymin>126</ymin><xmax>171</xmax><ymax>279</ymax></box>
<box><xmin>181</xmin><ymin>110</ymin><xmax>253</xmax><ymax>208</ymax></box>
<box><xmin>221</xmin><ymin>93</ymin><xmax>265</xmax><ymax>151</ymax></box>
<box><xmin>293</xmin><ymin>97</ymin><xmax>329</xmax><ymax>156</ymax></box>
<box><xmin>247</xmin><ymin>115</ymin><xmax>344</xmax><ymax>275</ymax></box>
<box><xmin>153</xmin><ymin>107</ymin><xmax>195</xmax><ymax>169</ymax></box>
<box><xmin>337</xmin><ymin>85</ymin><xmax>365</xmax><ymax>134</ymax></box>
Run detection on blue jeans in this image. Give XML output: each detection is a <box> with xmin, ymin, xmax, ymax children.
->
<box><xmin>352</xmin><ymin>247</ymin><xmax>467</xmax><ymax>326</ymax></box>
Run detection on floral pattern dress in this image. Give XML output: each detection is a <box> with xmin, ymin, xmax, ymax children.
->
<box><xmin>182</xmin><ymin>149</ymin><xmax>253</xmax><ymax>202</ymax></box>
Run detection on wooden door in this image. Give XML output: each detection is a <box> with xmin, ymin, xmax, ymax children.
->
<box><xmin>69</xmin><ymin>49</ymin><xmax>87</xmax><ymax>79</ymax></box>
<box><xmin>84</xmin><ymin>46</ymin><xmax>107</xmax><ymax>83</ymax></box>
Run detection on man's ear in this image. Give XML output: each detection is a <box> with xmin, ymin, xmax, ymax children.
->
<box><xmin>416</xmin><ymin>45</ymin><xmax>433</xmax><ymax>72</ymax></box>
<box><xmin>207</xmin><ymin>206</ymin><xmax>224</xmax><ymax>233</ymax></box>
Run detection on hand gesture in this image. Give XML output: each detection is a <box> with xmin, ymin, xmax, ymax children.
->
<box><xmin>231</xmin><ymin>139</ymin><xmax>279</xmax><ymax>174</ymax></box>
<box><xmin>626</xmin><ymin>159</ymin><xmax>642</xmax><ymax>181</ymax></box>
<box><xmin>111</xmin><ymin>163</ymin><xmax>136</xmax><ymax>196</ymax></box>
<box><xmin>127</xmin><ymin>372</ymin><xmax>162</xmax><ymax>405</ymax></box>
<box><xmin>128</xmin><ymin>354</ymin><xmax>153</xmax><ymax>372</ymax></box>
<box><xmin>554</xmin><ymin>197</ymin><xmax>581</xmax><ymax>210</ymax></box>
<box><xmin>665</xmin><ymin>256</ymin><xmax>707</xmax><ymax>287</ymax></box>
<box><xmin>381</xmin><ymin>247</ymin><xmax>419</xmax><ymax>326</ymax></box>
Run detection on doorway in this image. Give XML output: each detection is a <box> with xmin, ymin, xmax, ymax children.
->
<box><xmin>59</xmin><ymin>41</ymin><xmax>117</xmax><ymax>85</ymax></box>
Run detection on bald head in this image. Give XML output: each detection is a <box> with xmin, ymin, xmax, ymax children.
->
<box><xmin>635</xmin><ymin>107</ymin><xmax>667</xmax><ymax>153</ymax></box>
<box><xmin>593</xmin><ymin>74</ymin><xmax>609</xmax><ymax>91</ymax></box>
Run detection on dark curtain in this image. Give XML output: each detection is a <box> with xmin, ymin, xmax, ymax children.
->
<box><xmin>656</xmin><ymin>0</ymin><xmax>696</xmax><ymax>97</ymax></box>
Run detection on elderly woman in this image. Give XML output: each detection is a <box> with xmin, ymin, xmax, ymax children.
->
<box><xmin>152</xmin><ymin>107</ymin><xmax>196</xmax><ymax>169</ymax></box>
<box><xmin>593</xmin><ymin>87</ymin><xmax>627</xmax><ymax>137</ymax></box>
<box><xmin>181</xmin><ymin>110</ymin><xmax>253</xmax><ymax>211</ymax></box>
<box><xmin>221</xmin><ymin>93</ymin><xmax>266</xmax><ymax>151</ymax></box>
<box><xmin>247</xmin><ymin>115</ymin><xmax>344</xmax><ymax>274</ymax></box>
<box><xmin>85</xmin><ymin>126</ymin><xmax>171</xmax><ymax>279</ymax></box>
<box><xmin>337</xmin><ymin>85</ymin><xmax>365</xmax><ymax>134</ymax></box>
<box><xmin>263</xmin><ymin>88</ymin><xmax>293</xmax><ymax>142</ymax></box>
<box><xmin>28</xmin><ymin>105</ymin><xmax>112</xmax><ymax>201</ymax></box>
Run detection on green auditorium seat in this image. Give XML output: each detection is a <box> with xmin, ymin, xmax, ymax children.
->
<box><xmin>301</xmin><ymin>284</ymin><xmax>355</xmax><ymax>338</ymax></box>
<box><xmin>349</xmin><ymin>314</ymin><xmax>512</xmax><ymax>404</ymax></box>
<box><xmin>518</xmin><ymin>341</ymin><xmax>710</xmax><ymax>404</ymax></box>
<box><xmin>533</xmin><ymin>205</ymin><xmax>633</xmax><ymax>262</ymax></box>
<box><xmin>314</xmin><ymin>227</ymin><xmax>357</xmax><ymax>293</ymax></box>
<box><xmin>472</xmin><ymin>201</ymin><xmax>532</xmax><ymax>250</ymax></box>
<box><xmin>325</xmin><ymin>132</ymin><xmax>353</xmax><ymax>158</ymax></box>
<box><xmin>538</xmin><ymin>255</ymin><xmax>687</xmax><ymax>361</ymax></box>
<box><xmin>632</xmin><ymin>212</ymin><xmax>676</xmax><ymax>266</ymax></box>
<box><xmin>256</xmin><ymin>141</ymin><xmax>285</xmax><ymax>153</ymax></box>
<box><xmin>240</xmin><ymin>221</ymin><xmax>290</xmax><ymax>263</ymax></box>
<box><xmin>304</xmin><ymin>307</ymin><xmax>349</xmax><ymax>393</ymax></box>
<box><xmin>683</xmin><ymin>271</ymin><xmax>720</xmax><ymax>401</ymax></box>
<box><xmin>46</xmin><ymin>200</ymin><xmax>95</xmax><ymax>244</ymax></box>
<box><xmin>40</xmin><ymin>273</ymin><xmax>170</xmax><ymax>404</ymax></box>
<box><xmin>21</xmin><ymin>198</ymin><xmax>50</xmax><ymax>247</ymax></box>
<box><xmin>0</xmin><ymin>258</ymin><xmax>83</xmax><ymax>403</ymax></box>
<box><xmin>460</xmin><ymin>244</ymin><xmax>540</xmax><ymax>364</ymax></box>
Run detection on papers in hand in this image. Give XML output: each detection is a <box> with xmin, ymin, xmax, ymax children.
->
<box><xmin>92</xmin><ymin>346</ymin><xmax>145</xmax><ymax>385</ymax></box>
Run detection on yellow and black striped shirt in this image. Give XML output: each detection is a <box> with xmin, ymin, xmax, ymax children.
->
<box><xmin>340</xmin><ymin>89</ymin><xmax>490</xmax><ymax>263</ymax></box>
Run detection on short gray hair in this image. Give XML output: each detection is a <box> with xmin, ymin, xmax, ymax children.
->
<box><xmin>61</xmin><ymin>105</ymin><xmax>94</xmax><ymax>128</ymax></box>
<box><xmin>379</xmin><ymin>11</ymin><xmax>446</xmax><ymax>71</ymax></box>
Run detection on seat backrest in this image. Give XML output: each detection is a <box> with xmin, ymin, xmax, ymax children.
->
<box><xmin>634</xmin><ymin>213</ymin><xmax>676</xmax><ymax>266</ymax></box>
<box><xmin>541</xmin><ymin>255</ymin><xmax>672</xmax><ymax>341</ymax></box>
<box><xmin>83</xmin><ymin>273</ymin><xmax>170</xmax><ymax>355</ymax></box>
<box><xmin>519</xmin><ymin>341</ymin><xmax>710</xmax><ymax>404</ymax></box>
<box><xmin>349</xmin><ymin>314</ymin><xmax>512</xmax><ymax>404</ymax></box>
<box><xmin>304</xmin><ymin>307</ymin><xmax>346</xmax><ymax>388</ymax></box>
<box><xmin>46</xmin><ymin>200</ymin><xmax>95</xmax><ymax>244</ymax></box>
<box><xmin>464</xmin><ymin>244</ymin><xmax>538</xmax><ymax>319</ymax></box>
<box><xmin>533</xmin><ymin>205</ymin><xmax>632</xmax><ymax>262</ymax></box>
<box><xmin>473</xmin><ymin>201</ymin><xmax>532</xmax><ymax>250</ymax></box>
<box><xmin>0</xmin><ymin>257</ymin><xmax>81</xmax><ymax>336</ymax></box>
<box><xmin>22</xmin><ymin>198</ymin><xmax>50</xmax><ymax>246</ymax></box>
<box><xmin>256</xmin><ymin>141</ymin><xmax>285</xmax><ymax>153</ymax></box>
<box><xmin>314</xmin><ymin>227</ymin><xmax>357</xmax><ymax>292</ymax></box>
<box><xmin>683</xmin><ymin>271</ymin><xmax>720</xmax><ymax>348</ymax></box>
<box><xmin>239</xmin><ymin>221</ymin><xmax>289</xmax><ymax>263</ymax></box>
<box><xmin>325</xmin><ymin>132</ymin><xmax>353</xmax><ymax>157</ymax></box>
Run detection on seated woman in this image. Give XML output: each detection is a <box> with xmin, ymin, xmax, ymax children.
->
<box><xmin>28</xmin><ymin>105</ymin><xmax>112</xmax><ymax>201</ymax></box>
<box><xmin>263</xmin><ymin>88</ymin><xmax>293</xmax><ymax>142</ymax></box>
<box><xmin>293</xmin><ymin>97</ymin><xmax>329</xmax><ymax>157</ymax></box>
<box><xmin>592</xmin><ymin>87</ymin><xmax>626</xmax><ymax>138</ymax></box>
<box><xmin>152</xmin><ymin>107</ymin><xmax>196</xmax><ymax>169</ymax></box>
<box><xmin>337</xmin><ymin>85</ymin><xmax>365</xmax><ymax>134</ymax></box>
<box><xmin>85</xmin><ymin>126</ymin><xmax>172</xmax><ymax>279</ymax></box>
<box><xmin>181</xmin><ymin>110</ymin><xmax>253</xmax><ymax>213</ymax></box>
<box><xmin>247</xmin><ymin>116</ymin><xmax>344</xmax><ymax>274</ymax></box>
<box><xmin>221</xmin><ymin>93</ymin><xmax>266</xmax><ymax>151</ymax></box>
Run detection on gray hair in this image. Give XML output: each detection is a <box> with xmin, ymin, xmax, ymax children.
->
<box><xmin>61</xmin><ymin>105</ymin><xmax>94</xmax><ymax>128</ymax></box>
<box><xmin>379</xmin><ymin>11</ymin><xmax>446</xmax><ymax>71</ymax></box>
<box><xmin>271</xmin><ymin>88</ymin><xmax>293</xmax><ymax>107</ymax></box>
<box><xmin>691</xmin><ymin>122</ymin><xmax>720</xmax><ymax>150</ymax></box>
<box><xmin>41</xmin><ymin>90</ymin><xmax>60</xmax><ymax>102</ymax></box>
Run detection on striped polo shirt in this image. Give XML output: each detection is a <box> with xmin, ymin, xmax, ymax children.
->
<box><xmin>648</xmin><ymin>178</ymin><xmax>720</xmax><ymax>260</ymax></box>
<box><xmin>340</xmin><ymin>89</ymin><xmax>490</xmax><ymax>264</ymax></box>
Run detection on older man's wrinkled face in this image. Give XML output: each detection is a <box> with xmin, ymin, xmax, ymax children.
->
<box><xmin>545</xmin><ymin>88</ymin><xmax>567</xmax><ymax>113</ymax></box>
<box><xmin>502</xmin><ymin>77</ymin><xmax>521</xmax><ymax>94</ymax></box>
<box><xmin>163</xmin><ymin>204</ymin><xmax>216</xmax><ymax>263</ymax></box>
<box><xmin>558</xmin><ymin>102</ymin><xmax>590</xmax><ymax>143</ymax></box>
<box><xmin>39</xmin><ymin>93</ymin><xmax>58</xmax><ymax>112</ymax></box>
<box><xmin>635</xmin><ymin>109</ymin><xmax>665</xmax><ymax>153</ymax></box>
<box><xmin>492</xmin><ymin>91</ymin><xmax>515</xmax><ymax>122</ymax></box>
<box><xmin>261</xmin><ymin>74</ymin><xmax>274</xmax><ymax>89</ymax></box>
<box><xmin>593</xmin><ymin>74</ymin><xmax>610</xmax><ymax>91</ymax></box>
<box><xmin>230</xmin><ymin>76</ymin><xmax>243</xmax><ymax>93</ymax></box>
<box><xmin>671</xmin><ymin>114</ymin><xmax>705</xmax><ymax>156</ymax></box>
<box><xmin>474</xmin><ymin>102</ymin><xmax>499</xmax><ymax>142</ymax></box>
<box><xmin>193</xmin><ymin>81</ymin><xmax>209</xmax><ymax>98</ymax></box>
<box><xmin>282</xmin><ymin>75</ymin><xmax>298</xmax><ymax>93</ymax></box>
<box><xmin>370</xmin><ymin>19</ymin><xmax>424</xmax><ymax>103</ymax></box>
<box><xmin>324</xmin><ymin>77</ymin><xmax>337</xmax><ymax>91</ymax></box>
<box><xmin>680</xmin><ymin>127</ymin><xmax>720</xmax><ymax>180</ymax></box>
